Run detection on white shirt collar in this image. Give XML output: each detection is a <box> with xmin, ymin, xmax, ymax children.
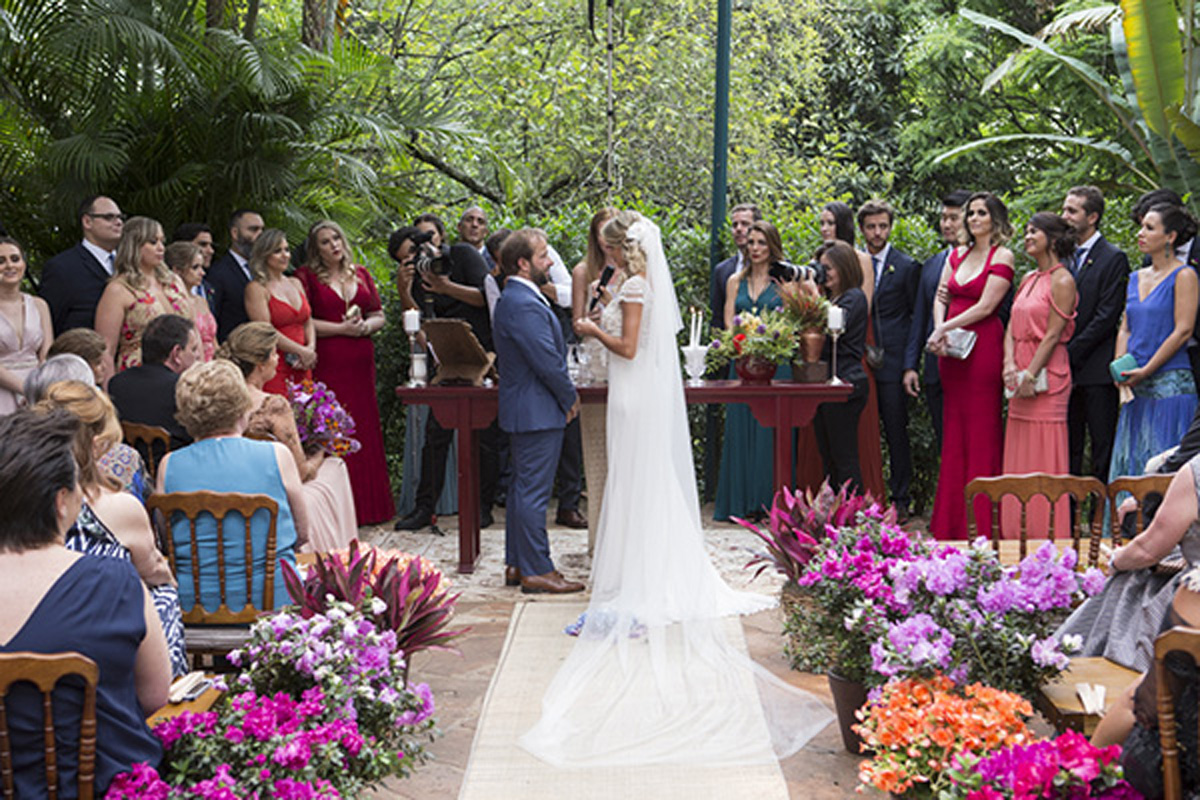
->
<box><xmin>870</xmin><ymin>244</ymin><xmax>891</xmax><ymax>287</ymax></box>
<box><xmin>81</xmin><ymin>238</ymin><xmax>115</xmax><ymax>274</ymax></box>
<box><xmin>507</xmin><ymin>275</ymin><xmax>551</xmax><ymax>307</ymax></box>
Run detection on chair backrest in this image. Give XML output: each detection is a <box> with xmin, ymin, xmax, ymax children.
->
<box><xmin>120</xmin><ymin>421</ymin><xmax>171</xmax><ymax>483</ymax></box>
<box><xmin>1154</xmin><ymin>626</ymin><xmax>1200</xmax><ymax>800</ymax></box>
<box><xmin>965</xmin><ymin>473</ymin><xmax>1107</xmax><ymax>566</ymax></box>
<box><xmin>1108</xmin><ymin>474</ymin><xmax>1175</xmax><ymax>548</ymax></box>
<box><xmin>146</xmin><ymin>491</ymin><xmax>280</xmax><ymax>625</ymax></box>
<box><xmin>0</xmin><ymin>651</ymin><xmax>99</xmax><ymax>800</ymax></box>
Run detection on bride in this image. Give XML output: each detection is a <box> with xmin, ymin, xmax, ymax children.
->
<box><xmin>518</xmin><ymin>210</ymin><xmax>832</xmax><ymax>767</ymax></box>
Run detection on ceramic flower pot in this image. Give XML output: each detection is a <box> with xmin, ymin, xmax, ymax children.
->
<box><xmin>826</xmin><ymin>671</ymin><xmax>869</xmax><ymax>754</ymax></box>
<box><xmin>798</xmin><ymin>329</ymin><xmax>825</xmax><ymax>363</ymax></box>
<box><xmin>734</xmin><ymin>355</ymin><xmax>777</xmax><ymax>385</ymax></box>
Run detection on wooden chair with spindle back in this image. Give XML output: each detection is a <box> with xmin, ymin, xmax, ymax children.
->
<box><xmin>146</xmin><ymin>491</ymin><xmax>281</xmax><ymax>661</ymax></box>
<box><xmin>1154</xmin><ymin>626</ymin><xmax>1200</xmax><ymax>800</ymax></box>
<box><xmin>120</xmin><ymin>421</ymin><xmax>171</xmax><ymax>484</ymax></box>
<box><xmin>1108</xmin><ymin>474</ymin><xmax>1176</xmax><ymax>548</ymax></box>
<box><xmin>0</xmin><ymin>652</ymin><xmax>99</xmax><ymax>800</ymax></box>
<box><xmin>965</xmin><ymin>473</ymin><xmax>1107</xmax><ymax>567</ymax></box>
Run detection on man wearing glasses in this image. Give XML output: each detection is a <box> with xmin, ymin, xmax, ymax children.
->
<box><xmin>40</xmin><ymin>195</ymin><xmax>125</xmax><ymax>335</ymax></box>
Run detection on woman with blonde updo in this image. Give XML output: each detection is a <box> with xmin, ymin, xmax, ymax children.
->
<box><xmin>94</xmin><ymin>217</ymin><xmax>193</xmax><ymax>371</ymax></box>
<box><xmin>33</xmin><ymin>380</ymin><xmax>188</xmax><ymax>676</ymax></box>
<box><xmin>159</xmin><ymin>360</ymin><xmax>307</xmax><ymax>613</ymax></box>
<box><xmin>165</xmin><ymin>241</ymin><xmax>216</xmax><ymax>361</ymax></box>
<box><xmin>218</xmin><ymin>322</ymin><xmax>356</xmax><ymax>552</ymax></box>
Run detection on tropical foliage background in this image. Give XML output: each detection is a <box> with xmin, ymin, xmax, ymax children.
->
<box><xmin>1</xmin><ymin>0</ymin><xmax>1196</xmax><ymax>509</ymax></box>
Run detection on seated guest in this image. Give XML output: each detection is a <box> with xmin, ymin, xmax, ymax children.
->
<box><xmin>33</xmin><ymin>381</ymin><xmax>187</xmax><ymax>677</ymax></box>
<box><xmin>108</xmin><ymin>313</ymin><xmax>202</xmax><ymax>450</ymax></box>
<box><xmin>165</xmin><ymin>241</ymin><xmax>216</xmax><ymax>361</ymax></box>
<box><xmin>1090</xmin><ymin>454</ymin><xmax>1200</xmax><ymax>796</ymax></box>
<box><xmin>218</xmin><ymin>322</ymin><xmax>357</xmax><ymax>552</ymax></box>
<box><xmin>0</xmin><ymin>409</ymin><xmax>169</xmax><ymax>795</ymax></box>
<box><xmin>158</xmin><ymin>360</ymin><xmax>307</xmax><ymax>612</ymax></box>
<box><xmin>48</xmin><ymin>327</ymin><xmax>113</xmax><ymax>390</ymax></box>
<box><xmin>0</xmin><ymin>237</ymin><xmax>52</xmax><ymax>414</ymax></box>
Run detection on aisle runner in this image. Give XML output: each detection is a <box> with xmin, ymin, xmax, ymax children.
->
<box><xmin>458</xmin><ymin>601</ymin><xmax>790</xmax><ymax>800</ymax></box>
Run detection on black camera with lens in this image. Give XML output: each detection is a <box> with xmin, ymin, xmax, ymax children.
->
<box><xmin>769</xmin><ymin>260</ymin><xmax>827</xmax><ymax>285</ymax></box>
<box><xmin>412</xmin><ymin>230</ymin><xmax>452</xmax><ymax>276</ymax></box>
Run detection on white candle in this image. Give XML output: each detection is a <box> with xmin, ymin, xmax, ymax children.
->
<box><xmin>403</xmin><ymin>309</ymin><xmax>421</xmax><ymax>334</ymax></box>
<box><xmin>828</xmin><ymin>305</ymin><xmax>844</xmax><ymax>330</ymax></box>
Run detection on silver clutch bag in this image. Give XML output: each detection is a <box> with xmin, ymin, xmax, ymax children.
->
<box><xmin>942</xmin><ymin>328</ymin><xmax>977</xmax><ymax>360</ymax></box>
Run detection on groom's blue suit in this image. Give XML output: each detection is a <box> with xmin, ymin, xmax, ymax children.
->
<box><xmin>492</xmin><ymin>278</ymin><xmax>578</xmax><ymax>577</ymax></box>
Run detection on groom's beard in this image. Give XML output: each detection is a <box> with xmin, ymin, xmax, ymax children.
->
<box><xmin>530</xmin><ymin>268</ymin><xmax>549</xmax><ymax>286</ymax></box>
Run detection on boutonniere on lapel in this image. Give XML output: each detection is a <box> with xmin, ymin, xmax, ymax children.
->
<box><xmin>885</xmin><ymin>264</ymin><xmax>896</xmax><ymax>275</ymax></box>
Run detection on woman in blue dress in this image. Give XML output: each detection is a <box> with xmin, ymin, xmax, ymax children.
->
<box><xmin>1109</xmin><ymin>204</ymin><xmax>1200</xmax><ymax>481</ymax></box>
<box><xmin>714</xmin><ymin>220</ymin><xmax>796</xmax><ymax>520</ymax></box>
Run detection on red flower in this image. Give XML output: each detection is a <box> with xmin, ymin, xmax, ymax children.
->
<box><xmin>732</xmin><ymin>332</ymin><xmax>746</xmax><ymax>354</ymax></box>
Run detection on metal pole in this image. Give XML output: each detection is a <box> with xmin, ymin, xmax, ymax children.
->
<box><xmin>709</xmin><ymin>0</ymin><xmax>732</xmax><ymax>268</ymax></box>
<box><xmin>606</xmin><ymin>0</ymin><xmax>615</xmax><ymax>201</ymax></box>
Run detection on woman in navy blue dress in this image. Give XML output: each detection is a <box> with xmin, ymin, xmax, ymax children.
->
<box><xmin>0</xmin><ymin>409</ymin><xmax>169</xmax><ymax>796</ymax></box>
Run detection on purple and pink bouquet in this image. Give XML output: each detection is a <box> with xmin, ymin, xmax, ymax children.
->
<box><xmin>945</xmin><ymin>730</ymin><xmax>1140</xmax><ymax>799</ymax></box>
<box><xmin>286</xmin><ymin>379</ymin><xmax>361</xmax><ymax>458</ymax></box>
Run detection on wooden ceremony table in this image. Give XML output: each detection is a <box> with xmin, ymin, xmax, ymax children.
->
<box><xmin>396</xmin><ymin>379</ymin><xmax>850</xmax><ymax>573</ymax></box>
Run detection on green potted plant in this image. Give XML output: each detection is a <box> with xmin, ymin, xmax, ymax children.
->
<box><xmin>778</xmin><ymin>284</ymin><xmax>830</xmax><ymax>381</ymax></box>
<box><xmin>705</xmin><ymin>308</ymin><xmax>797</xmax><ymax>384</ymax></box>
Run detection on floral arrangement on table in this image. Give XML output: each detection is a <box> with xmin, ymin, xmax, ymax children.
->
<box><xmin>286</xmin><ymin>378</ymin><xmax>361</xmax><ymax>458</ymax></box>
<box><xmin>705</xmin><ymin>309</ymin><xmax>798</xmax><ymax>371</ymax></box>
<box><xmin>107</xmin><ymin>599</ymin><xmax>437</xmax><ymax>798</ymax></box>
<box><xmin>778</xmin><ymin>282</ymin><xmax>830</xmax><ymax>332</ymax></box>
<box><xmin>945</xmin><ymin>729</ymin><xmax>1140</xmax><ymax>799</ymax></box>
<box><xmin>282</xmin><ymin>540</ymin><xmax>466</xmax><ymax>661</ymax></box>
<box><xmin>854</xmin><ymin>673</ymin><xmax>1034</xmax><ymax>798</ymax></box>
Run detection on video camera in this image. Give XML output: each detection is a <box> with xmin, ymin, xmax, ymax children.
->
<box><xmin>412</xmin><ymin>230</ymin><xmax>452</xmax><ymax>277</ymax></box>
<box><xmin>769</xmin><ymin>259</ymin><xmax>828</xmax><ymax>285</ymax></box>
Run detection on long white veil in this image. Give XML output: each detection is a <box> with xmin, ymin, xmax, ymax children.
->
<box><xmin>519</xmin><ymin>214</ymin><xmax>832</xmax><ymax>767</ymax></box>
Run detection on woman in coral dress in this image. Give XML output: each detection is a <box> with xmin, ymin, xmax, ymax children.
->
<box><xmin>245</xmin><ymin>229</ymin><xmax>316</xmax><ymax>395</ymax></box>
<box><xmin>297</xmin><ymin>220</ymin><xmax>394</xmax><ymax>526</ymax></box>
<box><xmin>1000</xmin><ymin>213</ymin><xmax>1078</xmax><ymax>538</ymax></box>
<box><xmin>927</xmin><ymin>192</ymin><xmax>1015</xmax><ymax>539</ymax></box>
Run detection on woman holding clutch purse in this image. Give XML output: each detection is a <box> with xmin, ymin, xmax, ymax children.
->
<box><xmin>999</xmin><ymin>213</ymin><xmax>1078</xmax><ymax>538</ymax></box>
<box><xmin>926</xmin><ymin>191</ymin><xmax>1015</xmax><ymax>539</ymax></box>
<box><xmin>1108</xmin><ymin>204</ymin><xmax>1199</xmax><ymax>484</ymax></box>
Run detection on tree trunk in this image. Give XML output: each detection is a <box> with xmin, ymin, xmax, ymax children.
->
<box><xmin>243</xmin><ymin>0</ymin><xmax>261</xmax><ymax>40</ymax></box>
<box><xmin>205</xmin><ymin>0</ymin><xmax>225</xmax><ymax>29</ymax></box>
<box><xmin>302</xmin><ymin>0</ymin><xmax>328</xmax><ymax>50</ymax></box>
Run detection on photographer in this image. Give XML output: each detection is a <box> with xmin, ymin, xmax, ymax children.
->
<box><xmin>812</xmin><ymin>241</ymin><xmax>870</xmax><ymax>492</ymax></box>
<box><xmin>393</xmin><ymin>214</ymin><xmax>499</xmax><ymax>531</ymax></box>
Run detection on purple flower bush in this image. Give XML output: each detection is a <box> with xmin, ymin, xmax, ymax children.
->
<box><xmin>287</xmin><ymin>379</ymin><xmax>361</xmax><ymax>458</ymax></box>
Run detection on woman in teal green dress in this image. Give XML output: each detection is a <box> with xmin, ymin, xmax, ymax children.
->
<box><xmin>714</xmin><ymin>220</ymin><xmax>795</xmax><ymax>520</ymax></box>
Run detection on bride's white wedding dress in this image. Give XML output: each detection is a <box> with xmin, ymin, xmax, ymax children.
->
<box><xmin>519</xmin><ymin>216</ymin><xmax>832</xmax><ymax>767</ymax></box>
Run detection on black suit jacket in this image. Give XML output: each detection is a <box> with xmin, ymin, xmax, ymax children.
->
<box><xmin>870</xmin><ymin>247</ymin><xmax>920</xmax><ymax>383</ymax></box>
<box><xmin>906</xmin><ymin>248</ymin><xmax>949</xmax><ymax>386</ymax></box>
<box><xmin>208</xmin><ymin>251</ymin><xmax>251</xmax><ymax>342</ymax></box>
<box><xmin>709</xmin><ymin>255</ymin><xmax>739</xmax><ymax>331</ymax></box>
<box><xmin>1067</xmin><ymin>234</ymin><xmax>1129</xmax><ymax>386</ymax></box>
<box><xmin>39</xmin><ymin>243</ymin><xmax>110</xmax><ymax>335</ymax></box>
<box><xmin>107</xmin><ymin>364</ymin><xmax>192</xmax><ymax>450</ymax></box>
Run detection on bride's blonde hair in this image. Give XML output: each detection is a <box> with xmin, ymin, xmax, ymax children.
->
<box><xmin>600</xmin><ymin>210</ymin><xmax>647</xmax><ymax>277</ymax></box>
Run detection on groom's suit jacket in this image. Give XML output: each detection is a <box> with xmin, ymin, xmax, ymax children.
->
<box><xmin>492</xmin><ymin>279</ymin><xmax>577</xmax><ymax>434</ymax></box>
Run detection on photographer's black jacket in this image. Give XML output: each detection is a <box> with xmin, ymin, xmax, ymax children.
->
<box><xmin>413</xmin><ymin>242</ymin><xmax>493</xmax><ymax>350</ymax></box>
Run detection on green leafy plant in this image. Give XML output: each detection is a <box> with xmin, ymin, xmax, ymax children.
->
<box><xmin>705</xmin><ymin>308</ymin><xmax>798</xmax><ymax>371</ymax></box>
<box><xmin>778</xmin><ymin>284</ymin><xmax>830</xmax><ymax>333</ymax></box>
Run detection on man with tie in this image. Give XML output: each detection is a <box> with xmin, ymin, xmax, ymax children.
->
<box><xmin>39</xmin><ymin>195</ymin><xmax>124</xmax><ymax>335</ymax></box>
<box><xmin>858</xmin><ymin>199</ymin><xmax>920</xmax><ymax>522</ymax></box>
<box><xmin>208</xmin><ymin>208</ymin><xmax>264</xmax><ymax>342</ymax></box>
<box><xmin>1061</xmin><ymin>185</ymin><xmax>1128</xmax><ymax>484</ymax></box>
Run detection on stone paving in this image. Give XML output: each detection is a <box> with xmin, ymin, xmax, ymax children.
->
<box><xmin>359</xmin><ymin>507</ymin><xmax>873</xmax><ymax>799</ymax></box>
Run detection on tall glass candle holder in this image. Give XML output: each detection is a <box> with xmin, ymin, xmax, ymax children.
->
<box><xmin>403</xmin><ymin>309</ymin><xmax>427</xmax><ymax>387</ymax></box>
<box><xmin>827</xmin><ymin>304</ymin><xmax>846</xmax><ymax>387</ymax></box>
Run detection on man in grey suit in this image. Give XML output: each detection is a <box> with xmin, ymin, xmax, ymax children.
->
<box><xmin>39</xmin><ymin>195</ymin><xmax>125</xmax><ymax>335</ymax></box>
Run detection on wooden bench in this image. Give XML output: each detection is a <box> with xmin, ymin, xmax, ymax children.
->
<box><xmin>1036</xmin><ymin>656</ymin><xmax>1141</xmax><ymax>735</ymax></box>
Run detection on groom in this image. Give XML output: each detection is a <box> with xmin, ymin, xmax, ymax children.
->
<box><xmin>493</xmin><ymin>228</ymin><xmax>585</xmax><ymax>594</ymax></box>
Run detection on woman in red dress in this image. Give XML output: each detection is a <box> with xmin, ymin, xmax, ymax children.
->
<box><xmin>245</xmin><ymin>229</ymin><xmax>316</xmax><ymax>395</ymax></box>
<box><xmin>296</xmin><ymin>220</ymin><xmax>395</xmax><ymax>525</ymax></box>
<box><xmin>926</xmin><ymin>192</ymin><xmax>1015</xmax><ymax>539</ymax></box>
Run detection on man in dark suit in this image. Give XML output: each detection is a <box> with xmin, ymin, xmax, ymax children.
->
<box><xmin>107</xmin><ymin>314</ymin><xmax>202</xmax><ymax>450</ymax></box>
<box><xmin>859</xmin><ymin>199</ymin><xmax>919</xmax><ymax>521</ymax></box>
<box><xmin>39</xmin><ymin>195</ymin><xmax>125</xmax><ymax>335</ymax></box>
<box><xmin>492</xmin><ymin>228</ymin><xmax>584</xmax><ymax>594</ymax></box>
<box><xmin>172</xmin><ymin>222</ymin><xmax>216</xmax><ymax>311</ymax></box>
<box><xmin>905</xmin><ymin>190</ymin><xmax>970</xmax><ymax>450</ymax></box>
<box><xmin>1062</xmin><ymin>185</ymin><xmax>1128</xmax><ymax>484</ymax></box>
<box><xmin>208</xmin><ymin>208</ymin><xmax>264</xmax><ymax>342</ymax></box>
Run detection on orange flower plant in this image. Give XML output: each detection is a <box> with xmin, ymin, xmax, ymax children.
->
<box><xmin>853</xmin><ymin>673</ymin><xmax>1032</xmax><ymax>798</ymax></box>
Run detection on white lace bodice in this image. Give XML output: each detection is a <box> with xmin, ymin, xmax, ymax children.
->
<box><xmin>599</xmin><ymin>275</ymin><xmax>651</xmax><ymax>362</ymax></box>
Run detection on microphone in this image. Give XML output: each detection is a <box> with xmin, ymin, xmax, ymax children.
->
<box><xmin>589</xmin><ymin>265</ymin><xmax>615</xmax><ymax>311</ymax></box>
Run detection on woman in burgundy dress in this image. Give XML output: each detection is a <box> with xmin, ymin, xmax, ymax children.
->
<box><xmin>926</xmin><ymin>192</ymin><xmax>1015</xmax><ymax>539</ymax></box>
<box><xmin>246</xmin><ymin>229</ymin><xmax>315</xmax><ymax>395</ymax></box>
<box><xmin>296</xmin><ymin>220</ymin><xmax>395</xmax><ymax>525</ymax></box>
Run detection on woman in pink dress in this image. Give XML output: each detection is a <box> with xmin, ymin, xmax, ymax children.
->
<box><xmin>927</xmin><ymin>192</ymin><xmax>1015</xmax><ymax>539</ymax></box>
<box><xmin>0</xmin><ymin>237</ymin><xmax>52</xmax><ymax>413</ymax></box>
<box><xmin>296</xmin><ymin>220</ymin><xmax>394</xmax><ymax>525</ymax></box>
<box><xmin>1000</xmin><ymin>213</ymin><xmax>1078</xmax><ymax>538</ymax></box>
<box><xmin>245</xmin><ymin>229</ymin><xmax>315</xmax><ymax>395</ymax></box>
<box><xmin>165</xmin><ymin>241</ymin><xmax>217</xmax><ymax>361</ymax></box>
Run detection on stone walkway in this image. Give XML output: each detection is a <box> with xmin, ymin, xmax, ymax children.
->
<box><xmin>359</xmin><ymin>507</ymin><xmax>872</xmax><ymax>799</ymax></box>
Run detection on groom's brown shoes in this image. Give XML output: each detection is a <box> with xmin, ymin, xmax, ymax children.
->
<box><xmin>505</xmin><ymin>566</ymin><xmax>521</xmax><ymax>587</ymax></box>
<box><xmin>521</xmin><ymin>571</ymin><xmax>585</xmax><ymax>594</ymax></box>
